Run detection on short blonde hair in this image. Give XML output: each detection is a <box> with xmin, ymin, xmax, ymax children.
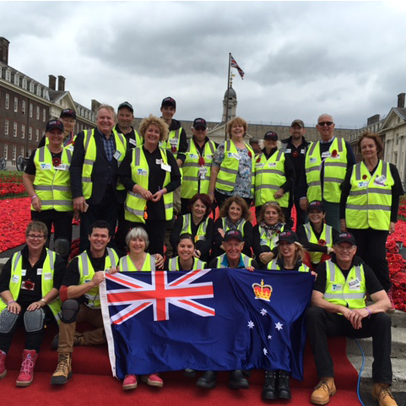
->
<box><xmin>227</xmin><ymin>116</ymin><xmax>248</xmax><ymax>137</ymax></box>
<box><xmin>139</xmin><ymin>115</ymin><xmax>169</xmax><ymax>142</ymax></box>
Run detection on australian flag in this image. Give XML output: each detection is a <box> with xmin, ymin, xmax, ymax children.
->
<box><xmin>100</xmin><ymin>268</ymin><xmax>314</xmax><ymax>380</ymax></box>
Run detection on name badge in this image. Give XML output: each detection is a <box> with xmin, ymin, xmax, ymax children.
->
<box><xmin>348</xmin><ymin>279</ymin><xmax>361</xmax><ymax>290</ymax></box>
<box><xmin>21</xmin><ymin>269</ymin><xmax>27</xmax><ymax>276</ymax></box>
<box><xmin>310</xmin><ymin>157</ymin><xmax>317</xmax><ymax>163</ymax></box>
<box><xmin>37</xmin><ymin>268</ymin><xmax>43</xmax><ymax>275</ymax></box>
<box><xmin>169</xmin><ymin>138</ymin><xmax>178</xmax><ymax>146</ymax></box>
<box><xmin>206</xmin><ymin>154</ymin><xmax>213</xmax><ymax>159</ymax></box>
<box><xmin>268</xmin><ymin>162</ymin><xmax>276</xmax><ymax>167</ymax></box>
<box><xmin>260</xmin><ymin>239</ymin><xmax>268</xmax><ymax>245</ymax></box>
<box><xmin>301</xmin><ymin>149</ymin><xmax>305</xmax><ymax>154</ymax></box>
<box><xmin>358</xmin><ymin>181</ymin><xmax>369</xmax><ymax>188</ymax></box>
<box><xmin>113</xmin><ymin>150</ymin><xmax>122</xmax><ymax>161</ymax></box>
<box><xmin>374</xmin><ymin>175</ymin><xmax>386</xmax><ymax>186</ymax></box>
<box><xmin>137</xmin><ymin>168</ymin><xmax>147</xmax><ymax>176</ymax></box>
<box><xmin>44</xmin><ymin>273</ymin><xmax>53</xmax><ymax>280</ymax></box>
<box><xmin>12</xmin><ymin>275</ymin><xmax>20</xmax><ymax>283</ymax></box>
<box><xmin>285</xmin><ymin>148</ymin><xmax>291</xmax><ymax>154</ymax></box>
<box><xmin>161</xmin><ymin>162</ymin><xmax>171</xmax><ymax>172</ymax></box>
<box><xmin>228</xmin><ymin>152</ymin><xmax>240</xmax><ymax>160</ymax></box>
<box><xmin>40</xmin><ymin>163</ymin><xmax>52</xmax><ymax>170</ymax></box>
<box><xmin>189</xmin><ymin>153</ymin><xmax>198</xmax><ymax>159</ymax></box>
<box><xmin>156</xmin><ymin>159</ymin><xmax>162</xmax><ymax>165</ymax></box>
<box><xmin>55</xmin><ymin>164</ymin><xmax>69</xmax><ymax>171</ymax></box>
<box><xmin>85</xmin><ymin>279</ymin><xmax>91</xmax><ymax>283</ymax></box>
<box><xmin>129</xmin><ymin>138</ymin><xmax>137</xmax><ymax>146</ymax></box>
<box><xmin>321</xmin><ymin>151</ymin><xmax>331</xmax><ymax>159</ymax></box>
<box><xmin>331</xmin><ymin>284</ymin><xmax>342</xmax><ymax>291</ymax></box>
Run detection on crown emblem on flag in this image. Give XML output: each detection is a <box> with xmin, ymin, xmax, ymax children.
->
<box><xmin>252</xmin><ymin>279</ymin><xmax>272</xmax><ymax>302</ymax></box>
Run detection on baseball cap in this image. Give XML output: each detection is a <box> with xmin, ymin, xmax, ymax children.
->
<box><xmin>291</xmin><ymin>119</ymin><xmax>305</xmax><ymax>128</ymax></box>
<box><xmin>193</xmin><ymin>118</ymin><xmax>207</xmax><ymax>129</ymax></box>
<box><xmin>118</xmin><ymin>101</ymin><xmax>134</xmax><ymax>113</ymax></box>
<box><xmin>224</xmin><ymin>230</ymin><xmax>243</xmax><ymax>242</ymax></box>
<box><xmin>277</xmin><ymin>230</ymin><xmax>299</xmax><ymax>244</ymax></box>
<box><xmin>307</xmin><ymin>200</ymin><xmax>326</xmax><ymax>213</ymax></box>
<box><xmin>264</xmin><ymin>131</ymin><xmax>278</xmax><ymax>141</ymax></box>
<box><xmin>60</xmin><ymin>109</ymin><xmax>76</xmax><ymax>119</ymax></box>
<box><xmin>46</xmin><ymin>119</ymin><xmax>64</xmax><ymax>133</ymax></box>
<box><xmin>161</xmin><ymin>97</ymin><xmax>176</xmax><ymax>109</ymax></box>
<box><xmin>334</xmin><ymin>232</ymin><xmax>357</xmax><ymax>246</ymax></box>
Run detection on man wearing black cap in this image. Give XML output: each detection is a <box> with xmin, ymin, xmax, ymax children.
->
<box><xmin>181</xmin><ymin>118</ymin><xmax>217</xmax><ymax>214</ymax></box>
<box><xmin>114</xmin><ymin>101</ymin><xmax>143</xmax><ymax>150</ymax></box>
<box><xmin>281</xmin><ymin>119</ymin><xmax>310</xmax><ymax>227</ymax></box>
<box><xmin>254</xmin><ymin>131</ymin><xmax>295</xmax><ymax>226</ymax></box>
<box><xmin>306</xmin><ymin>232</ymin><xmax>396</xmax><ymax>406</ymax></box>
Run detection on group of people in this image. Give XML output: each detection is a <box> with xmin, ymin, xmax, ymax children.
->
<box><xmin>0</xmin><ymin>98</ymin><xmax>403</xmax><ymax>406</ymax></box>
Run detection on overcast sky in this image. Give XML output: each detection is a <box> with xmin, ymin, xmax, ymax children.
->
<box><xmin>1</xmin><ymin>1</ymin><xmax>406</xmax><ymax>129</ymax></box>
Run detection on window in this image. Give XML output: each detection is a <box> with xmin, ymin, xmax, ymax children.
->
<box><xmin>36</xmin><ymin>106</ymin><xmax>40</xmax><ymax>120</ymax></box>
<box><xmin>12</xmin><ymin>146</ymin><xmax>16</xmax><ymax>161</ymax></box>
<box><xmin>43</xmin><ymin>108</ymin><xmax>46</xmax><ymax>122</ymax></box>
<box><xmin>5</xmin><ymin>93</ymin><xmax>9</xmax><ymax>109</ymax></box>
<box><xmin>20</xmin><ymin>147</ymin><xmax>24</xmax><ymax>157</ymax></box>
<box><xmin>13</xmin><ymin>122</ymin><xmax>17</xmax><ymax>138</ymax></box>
<box><xmin>14</xmin><ymin>97</ymin><xmax>18</xmax><ymax>112</ymax></box>
<box><xmin>22</xmin><ymin>77</ymin><xmax>27</xmax><ymax>90</ymax></box>
<box><xmin>22</xmin><ymin>100</ymin><xmax>26</xmax><ymax>114</ymax></box>
<box><xmin>36</xmin><ymin>85</ymin><xmax>41</xmax><ymax>97</ymax></box>
<box><xmin>29</xmin><ymin>82</ymin><xmax>34</xmax><ymax>93</ymax></box>
<box><xmin>4</xmin><ymin>145</ymin><xmax>8</xmax><ymax>160</ymax></box>
<box><xmin>29</xmin><ymin>103</ymin><xmax>33</xmax><ymax>118</ymax></box>
<box><xmin>21</xmin><ymin>124</ymin><xmax>25</xmax><ymax>139</ymax></box>
<box><xmin>35</xmin><ymin>129</ymin><xmax>39</xmax><ymax>142</ymax></box>
<box><xmin>29</xmin><ymin>127</ymin><xmax>33</xmax><ymax>140</ymax></box>
<box><xmin>14</xmin><ymin>73</ymin><xmax>19</xmax><ymax>86</ymax></box>
<box><xmin>5</xmin><ymin>69</ymin><xmax>11</xmax><ymax>82</ymax></box>
<box><xmin>396</xmin><ymin>134</ymin><xmax>399</xmax><ymax>146</ymax></box>
<box><xmin>5</xmin><ymin>120</ymin><xmax>9</xmax><ymax>137</ymax></box>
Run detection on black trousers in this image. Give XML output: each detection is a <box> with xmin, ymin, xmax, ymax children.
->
<box><xmin>306</xmin><ymin>306</ymin><xmax>392</xmax><ymax>384</ymax></box>
<box><xmin>31</xmin><ymin>210</ymin><xmax>73</xmax><ymax>245</ymax></box>
<box><xmin>348</xmin><ymin>228</ymin><xmax>391</xmax><ymax>291</ymax></box>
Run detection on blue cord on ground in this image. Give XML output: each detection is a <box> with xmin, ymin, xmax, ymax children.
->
<box><xmin>355</xmin><ymin>338</ymin><xmax>366</xmax><ymax>406</ymax></box>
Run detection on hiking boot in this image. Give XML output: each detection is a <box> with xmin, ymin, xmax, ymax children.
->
<box><xmin>51</xmin><ymin>334</ymin><xmax>85</xmax><ymax>351</ymax></box>
<box><xmin>262</xmin><ymin>370</ymin><xmax>277</xmax><ymax>400</ymax></box>
<box><xmin>196</xmin><ymin>371</ymin><xmax>217</xmax><ymax>389</ymax></box>
<box><xmin>277</xmin><ymin>370</ymin><xmax>291</xmax><ymax>399</ymax></box>
<box><xmin>51</xmin><ymin>353</ymin><xmax>72</xmax><ymax>385</ymax></box>
<box><xmin>372</xmin><ymin>383</ymin><xmax>398</xmax><ymax>406</ymax></box>
<box><xmin>310</xmin><ymin>377</ymin><xmax>336</xmax><ymax>405</ymax></box>
<box><xmin>0</xmin><ymin>350</ymin><xmax>6</xmax><ymax>379</ymax></box>
<box><xmin>16</xmin><ymin>349</ymin><xmax>37</xmax><ymax>387</ymax></box>
<box><xmin>228</xmin><ymin>369</ymin><xmax>249</xmax><ymax>390</ymax></box>
<box><xmin>141</xmin><ymin>373</ymin><xmax>163</xmax><ymax>387</ymax></box>
<box><xmin>122</xmin><ymin>374</ymin><xmax>138</xmax><ymax>390</ymax></box>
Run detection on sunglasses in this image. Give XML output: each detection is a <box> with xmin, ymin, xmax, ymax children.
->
<box><xmin>318</xmin><ymin>121</ymin><xmax>334</xmax><ymax>127</ymax></box>
<box><xmin>194</xmin><ymin>126</ymin><xmax>206</xmax><ymax>131</ymax></box>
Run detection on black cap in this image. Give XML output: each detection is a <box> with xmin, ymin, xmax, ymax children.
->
<box><xmin>60</xmin><ymin>109</ymin><xmax>76</xmax><ymax>119</ymax></box>
<box><xmin>224</xmin><ymin>230</ymin><xmax>243</xmax><ymax>242</ymax></box>
<box><xmin>334</xmin><ymin>232</ymin><xmax>357</xmax><ymax>246</ymax></box>
<box><xmin>46</xmin><ymin>119</ymin><xmax>64</xmax><ymax>133</ymax></box>
<box><xmin>307</xmin><ymin>200</ymin><xmax>325</xmax><ymax>213</ymax></box>
<box><xmin>264</xmin><ymin>131</ymin><xmax>278</xmax><ymax>141</ymax></box>
<box><xmin>193</xmin><ymin>118</ymin><xmax>207</xmax><ymax>129</ymax></box>
<box><xmin>161</xmin><ymin>97</ymin><xmax>176</xmax><ymax>109</ymax></box>
<box><xmin>118</xmin><ymin>101</ymin><xmax>134</xmax><ymax>113</ymax></box>
<box><xmin>277</xmin><ymin>230</ymin><xmax>299</xmax><ymax>244</ymax></box>
<box><xmin>291</xmin><ymin>119</ymin><xmax>305</xmax><ymax>128</ymax></box>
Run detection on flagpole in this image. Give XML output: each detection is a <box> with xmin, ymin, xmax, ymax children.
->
<box><xmin>225</xmin><ymin>52</ymin><xmax>231</xmax><ymax>140</ymax></box>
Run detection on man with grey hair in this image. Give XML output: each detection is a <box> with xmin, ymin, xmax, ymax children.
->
<box><xmin>70</xmin><ymin>105</ymin><xmax>127</xmax><ymax>252</ymax></box>
<box><xmin>301</xmin><ymin>114</ymin><xmax>356</xmax><ymax>230</ymax></box>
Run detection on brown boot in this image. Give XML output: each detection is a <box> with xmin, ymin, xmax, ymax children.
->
<box><xmin>51</xmin><ymin>353</ymin><xmax>72</xmax><ymax>385</ymax></box>
<box><xmin>372</xmin><ymin>383</ymin><xmax>398</xmax><ymax>406</ymax></box>
<box><xmin>310</xmin><ymin>377</ymin><xmax>336</xmax><ymax>405</ymax></box>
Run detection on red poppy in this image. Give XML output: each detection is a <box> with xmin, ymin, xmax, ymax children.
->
<box><xmin>24</xmin><ymin>280</ymin><xmax>34</xmax><ymax>290</ymax></box>
<box><xmin>248</xmin><ymin>151</ymin><xmax>252</xmax><ymax>158</ymax></box>
<box><xmin>362</xmin><ymin>174</ymin><xmax>367</xmax><ymax>180</ymax></box>
<box><xmin>198</xmin><ymin>157</ymin><xmax>205</xmax><ymax>166</ymax></box>
<box><xmin>318</xmin><ymin>239</ymin><xmax>326</xmax><ymax>246</ymax></box>
<box><xmin>256</xmin><ymin>156</ymin><xmax>261</xmax><ymax>163</ymax></box>
<box><xmin>292</xmin><ymin>151</ymin><xmax>299</xmax><ymax>158</ymax></box>
<box><xmin>53</xmin><ymin>157</ymin><xmax>61</xmax><ymax>167</ymax></box>
<box><xmin>171</xmin><ymin>146</ymin><xmax>177</xmax><ymax>153</ymax></box>
<box><xmin>331</xmin><ymin>150</ymin><xmax>338</xmax><ymax>157</ymax></box>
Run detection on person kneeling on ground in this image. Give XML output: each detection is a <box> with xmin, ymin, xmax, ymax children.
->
<box><xmin>306</xmin><ymin>232</ymin><xmax>397</xmax><ymax>406</ymax></box>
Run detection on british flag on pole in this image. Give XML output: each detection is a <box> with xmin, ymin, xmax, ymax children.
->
<box><xmin>230</xmin><ymin>54</ymin><xmax>245</xmax><ymax>79</ymax></box>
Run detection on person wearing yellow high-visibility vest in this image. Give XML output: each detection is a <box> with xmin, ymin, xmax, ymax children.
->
<box><xmin>51</xmin><ymin>220</ymin><xmax>119</xmax><ymax>386</ymax></box>
<box><xmin>70</xmin><ymin>104</ymin><xmax>127</xmax><ymax>253</ymax></box>
<box><xmin>114</xmin><ymin>101</ymin><xmax>144</xmax><ymax>254</ymax></box>
<box><xmin>254</xmin><ymin>130</ymin><xmax>295</xmax><ymax>227</ymax></box>
<box><xmin>0</xmin><ymin>221</ymin><xmax>65</xmax><ymax>387</ymax></box>
<box><xmin>297</xmin><ymin>200</ymin><xmax>338</xmax><ymax>271</ymax></box>
<box><xmin>181</xmin><ymin>118</ymin><xmax>217</xmax><ymax>215</ymax></box>
<box><xmin>23</xmin><ymin>119</ymin><xmax>73</xmax><ymax>260</ymax></box>
<box><xmin>166</xmin><ymin>234</ymin><xmax>207</xmax><ymax>271</ymax></box>
<box><xmin>170</xmin><ymin>194</ymin><xmax>214</xmax><ymax>262</ymax></box>
<box><xmin>340</xmin><ymin>132</ymin><xmax>404</xmax><ymax>296</ymax></box>
<box><xmin>118</xmin><ymin>115</ymin><xmax>181</xmax><ymax>257</ymax></box>
<box><xmin>209</xmin><ymin>116</ymin><xmax>255</xmax><ymax>210</ymax></box>
<box><xmin>306</xmin><ymin>232</ymin><xmax>395</xmax><ymax>406</ymax></box>
<box><xmin>300</xmin><ymin>114</ymin><xmax>356</xmax><ymax>231</ymax></box>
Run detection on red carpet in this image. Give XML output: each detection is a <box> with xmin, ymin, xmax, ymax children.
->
<box><xmin>1</xmin><ymin>325</ymin><xmax>360</xmax><ymax>405</ymax></box>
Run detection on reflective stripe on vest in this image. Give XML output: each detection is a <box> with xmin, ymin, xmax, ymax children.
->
<box><xmin>305</xmin><ymin>138</ymin><xmax>347</xmax><ymax>203</ymax></box>
<box><xmin>345</xmin><ymin>161</ymin><xmax>394</xmax><ymax>230</ymax></box>
<box><xmin>303</xmin><ymin>223</ymin><xmax>333</xmax><ymax>264</ymax></box>
<box><xmin>78</xmin><ymin>247</ymin><xmax>118</xmax><ymax>309</ymax></box>
<box><xmin>124</xmin><ymin>147</ymin><xmax>174</xmax><ymax>223</ymax></box>
<box><xmin>168</xmin><ymin>257</ymin><xmax>206</xmax><ymax>271</ymax></box>
<box><xmin>267</xmin><ymin>259</ymin><xmax>309</xmax><ymax>272</ymax></box>
<box><xmin>0</xmin><ymin>249</ymin><xmax>61</xmax><ymax>323</ymax></box>
<box><xmin>119</xmin><ymin>253</ymin><xmax>156</xmax><ymax>272</ymax></box>
<box><xmin>81</xmin><ymin>129</ymin><xmax>127</xmax><ymax>199</ymax></box>
<box><xmin>216</xmin><ymin>140</ymin><xmax>255</xmax><ymax>194</ymax></box>
<box><xmin>254</xmin><ymin>150</ymin><xmax>289</xmax><ymax>208</ymax></box>
<box><xmin>181</xmin><ymin>139</ymin><xmax>216</xmax><ymax>198</ymax></box>
<box><xmin>215</xmin><ymin>253</ymin><xmax>252</xmax><ymax>268</ymax></box>
<box><xmin>324</xmin><ymin>260</ymin><xmax>367</xmax><ymax>309</ymax></box>
<box><xmin>181</xmin><ymin>214</ymin><xmax>210</xmax><ymax>242</ymax></box>
<box><xmin>33</xmin><ymin>146</ymin><xmax>73</xmax><ymax>212</ymax></box>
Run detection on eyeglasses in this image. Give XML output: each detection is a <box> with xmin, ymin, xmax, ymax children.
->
<box><xmin>318</xmin><ymin>121</ymin><xmax>334</xmax><ymax>127</ymax></box>
<box><xmin>27</xmin><ymin>234</ymin><xmax>45</xmax><ymax>240</ymax></box>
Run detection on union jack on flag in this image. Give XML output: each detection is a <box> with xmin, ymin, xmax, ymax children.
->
<box><xmin>230</xmin><ymin>54</ymin><xmax>245</xmax><ymax>79</ymax></box>
<box><xmin>105</xmin><ymin>269</ymin><xmax>215</xmax><ymax>323</ymax></box>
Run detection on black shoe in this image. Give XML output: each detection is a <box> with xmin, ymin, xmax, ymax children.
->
<box><xmin>262</xmin><ymin>370</ymin><xmax>277</xmax><ymax>400</ymax></box>
<box><xmin>196</xmin><ymin>371</ymin><xmax>217</xmax><ymax>389</ymax></box>
<box><xmin>184</xmin><ymin>368</ymin><xmax>196</xmax><ymax>378</ymax></box>
<box><xmin>276</xmin><ymin>370</ymin><xmax>291</xmax><ymax>399</ymax></box>
<box><xmin>228</xmin><ymin>369</ymin><xmax>249</xmax><ymax>390</ymax></box>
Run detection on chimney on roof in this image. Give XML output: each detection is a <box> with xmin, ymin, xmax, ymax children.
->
<box><xmin>397</xmin><ymin>93</ymin><xmax>405</xmax><ymax>108</ymax></box>
<box><xmin>48</xmin><ymin>75</ymin><xmax>56</xmax><ymax>90</ymax></box>
<box><xmin>58</xmin><ymin>75</ymin><xmax>66</xmax><ymax>91</ymax></box>
<box><xmin>0</xmin><ymin>37</ymin><xmax>10</xmax><ymax>65</ymax></box>
<box><xmin>367</xmin><ymin>114</ymin><xmax>380</xmax><ymax>126</ymax></box>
